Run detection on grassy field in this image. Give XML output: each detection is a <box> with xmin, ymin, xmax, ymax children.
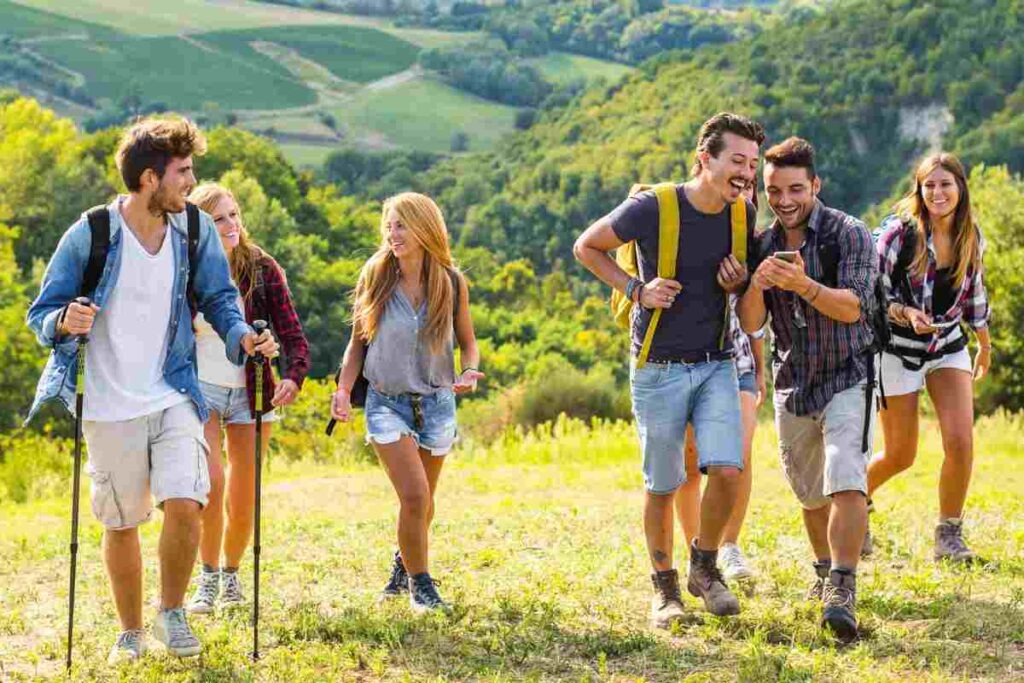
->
<box><xmin>324</xmin><ymin>75</ymin><xmax>519</xmax><ymax>154</ymax></box>
<box><xmin>530</xmin><ymin>52</ymin><xmax>636</xmax><ymax>86</ymax></box>
<box><xmin>1</xmin><ymin>412</ymin><xmax>1022</xmax><ymax>681</ymax></box>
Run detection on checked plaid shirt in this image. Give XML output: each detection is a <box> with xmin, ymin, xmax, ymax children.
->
<box><xmin>750</xmin><ymin>201</ymin><xmax>878</xmax><ymax>416</ymax></box>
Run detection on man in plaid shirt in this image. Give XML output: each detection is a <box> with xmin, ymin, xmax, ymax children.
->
<box><xmin>738</xmin><ymin>137</ymin><xmax>878</xmax><ymax>644</ymax></box>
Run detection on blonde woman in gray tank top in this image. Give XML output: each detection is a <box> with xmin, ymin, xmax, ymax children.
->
<box><xmin>330</xmin><ymin>192</ymin><xmax>483</xmax><ymax>613</ymax></box>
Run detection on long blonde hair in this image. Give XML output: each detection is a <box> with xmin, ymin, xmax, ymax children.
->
<box><xmin>188</xmin><ymin>183</ymin><xmax>266</xmax><ymax>302</ymax></box>
<box><xmin>353</xmin><ymin>192</ymin><xmax>456</xmax><ymax>353</ymax></box>
<box><xmin>895</xmin><ymin>153</ymin><xmax>980</xmax><ymax>288</ymax></box>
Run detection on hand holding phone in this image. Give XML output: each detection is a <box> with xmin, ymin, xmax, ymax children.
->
<box><xmin>773</xmin><ymin>250</ymin><xmax>800</xmax><ymax>263</ymax></box>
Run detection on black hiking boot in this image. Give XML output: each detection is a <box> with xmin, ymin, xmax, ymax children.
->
<box><xmin>409</xmin><ymin>572</ymin><xmax>449</xmax><ymax>614</ymax></box>
<box><xmin>821</xmin><ymin>569</ymin><xmax>859</xmax><ymax>644</ymax></box>
<box><xmin>381</xmin><ymin>550</ymin><xmax>409</xmax><ymax>598</ymax></box>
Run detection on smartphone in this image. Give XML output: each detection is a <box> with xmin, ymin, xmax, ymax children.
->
<box><xmin>773</xmin><ymin>250</ymin><xmax>799</xmax><ymax>263</ymax></box>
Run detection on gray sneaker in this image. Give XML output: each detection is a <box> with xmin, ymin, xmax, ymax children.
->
<box><xmin>934</xmin><ymin>518</ymin><xmax>980</xmax><ymax>564</ymax></box>
<box><xmin>649</xmin><ymin>569</ymin><xmax>686</xmax><ymax>629</ymax></box>
<box><xmin>153</xmin><ymin>608</ymin><xmax>201</xmax><ymax>657</ymax></box>
<box><xmin>687</xmin><ymin>543</ymin><xmax>740</xmax><ymax>616</ymax></box>
<box><xmin>187</xmin><ymin>569</ymin><xmax>220</xmax><ymax>614</ymax></box>
<box><xmin>805</xmin><ymin>560</ymin><xmax>831</xmax><ymax>602</ymax></box>
<box><xmin>107</xmin><ymin>629</ymin><xmax>146</xmax><ymax>665</ymax></box>
<box><xmin>821</xmin><ymin>570</ymin><xmax>858</xmax><ymax>644</ymax></box>
<box><xmin>220</xmin><ymin>570</ymin><xmax>245</xmax><ymax>606</ymax></box>
<box><xmin>719</xmin><ymin>543</ymin><xmax>755</xmax><ymax>581</ymax></box>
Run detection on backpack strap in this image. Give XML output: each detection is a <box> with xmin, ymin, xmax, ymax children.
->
<box><xmin>636</xmin><ymin>183</ymin><xmax>680</xmax><ymax>368</ymax></box>
<box><xmin>718</xmin><ymin>200</ymin><xmax>747</xmax><ymax>349</ymax></box>
<box><xmin>82</xmin><ymin>206</ymin><xmax>111</xmax><ymax>297</ymax></box>
<box><xmin>185</xmin><ymin>202</ymin><xmax>201</xmax><ymax>309</ymax></box>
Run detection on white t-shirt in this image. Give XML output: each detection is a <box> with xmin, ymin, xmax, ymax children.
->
<box><xmin>83</xmin><ymin>209</ymin><xmax>186</xmax><ymax>421</ymax></box>
<box><xmin>195</xmin><ymin>297</ymin><xmax>246</xmax><ymax>388</ymax></box>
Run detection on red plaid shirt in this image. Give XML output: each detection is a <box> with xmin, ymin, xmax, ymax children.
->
<box><xmin>240</xmin><ymin>255</ymin><xmax>310</xmax><ymax>416</ymax></box>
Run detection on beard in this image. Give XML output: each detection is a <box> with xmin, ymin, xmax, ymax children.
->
<box><xmin>148</xmin><ymin>180</ymin><xmax>187</xmax><ymax>216</ymax></box>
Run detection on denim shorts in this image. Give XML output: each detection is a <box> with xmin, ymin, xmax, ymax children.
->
<box><xmin>199</xmin><ymin>380</ymin><xmax>278</xmax><ymax>425</ymax></box>
<box><xmin>365</xmin><ymin>385</ymin><xmax>457</xmax><ymax>456</ymax></box>
<box><xmin>630</xmin><ymin>359</ymin><xmax>743</xmax><ymax>494</ymax></box>
<box><xmin>737</xmin><ymin>371</ymin><xmax>757</xmax><ymax>396</ymax></box>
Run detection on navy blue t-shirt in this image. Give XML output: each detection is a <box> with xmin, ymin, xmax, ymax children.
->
<box><xmin>609</xmin><ymin>185</ymin><xmax>757</xmax><ymax>359</ymax></box>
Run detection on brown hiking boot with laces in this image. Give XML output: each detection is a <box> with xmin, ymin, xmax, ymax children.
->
<box><xmin>649</xmin><ymin>569</ymin><xmax>686</xmax><ymax>629</ymax></box>
<box><xmin>805</xmin><ymin>560</ymin><xmax>831</xmax><ymax>602</ymax></box>
<box><xmin>934</xmin><ymin>518</ymin><xmax>981</xmax><ymax>565</ymax></box>
<box><xmin>821</xmin><ymin>569</ymin><xmax>858</xmax><ymax>643</ymax></box>
<box><xmin>687</xmin><ymin>542</ymin><xmax>740</xmax><ymax>616</ymax></box>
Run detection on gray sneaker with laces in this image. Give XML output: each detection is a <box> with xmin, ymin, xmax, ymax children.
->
<box><xmin>220</xmin><ymin>570</ymin><xmax>245</xmax><ymax>606</ymax></box>
<box><xmin>719</xmin><ymin>543</ymin><xmax>755</xmax><ymax>581</ymax></box>
<box><xmin>934</xmin><ymin>518</ymin><xmax>980</xmax><ymax>564</ymax></box>
<box><xmin>107</xmin><ymin>629</ymin><xmax>146</xmax><ymax>664</ymax></box>
<box><xmin>187</xmin><ymin>569</ymin><xmax>220</xmax><ymax>614</ymax></box>
<box><xmin>153</xmin><ymin>607</ymin><xmax>201</xmax><ymax>657</ymax></box>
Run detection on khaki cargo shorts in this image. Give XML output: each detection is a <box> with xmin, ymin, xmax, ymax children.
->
<box><xmin>83</xmin><ymin>401</ymin><xmax>210</xmax><ymax>530</ymax></box>
<box><xmin>774</xmin><ymin>382</ymin><xmax>873</xmax><ymax>510</ymax></box>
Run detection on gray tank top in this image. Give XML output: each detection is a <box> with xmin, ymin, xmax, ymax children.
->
<box><xmin>363</xmin><ymin>287</ymin><xmax>455</xmax><ymax>396</ymax></box>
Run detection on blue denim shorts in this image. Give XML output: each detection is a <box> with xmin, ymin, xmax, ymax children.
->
<box><xmin>630</xmin><ymin>359</ymin><xmax>743</xmax><ymax>493</ymax></box>
<box><xmin>738</xmin><ymin>371</ymin><xmax>757</xmax><ymax>396</ymax></box>
<box><xmin>365</xmin><ymin>386</ymin><xmax>457</xmax><ymax>456</ymax></box>
<box><xmin>199</xmin><ymin>381</ymin><xmax>278</xmax><ymax>425</ymax></box>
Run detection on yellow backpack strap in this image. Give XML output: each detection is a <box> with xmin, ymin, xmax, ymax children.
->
<box><xmin>719</xmin><ymin>200</ymin><xmax>748</xmax><ymax>348</ymax></box>
<box><xmin>637</xmin><ymin>183</ymin><xmax>680</xmax><ymax>367</ymax></box>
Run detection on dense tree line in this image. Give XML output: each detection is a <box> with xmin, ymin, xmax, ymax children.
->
<box><xmin>420</xmin><ymin>41</ymin><xmax>552</xmax><ymax>107</ymax></box>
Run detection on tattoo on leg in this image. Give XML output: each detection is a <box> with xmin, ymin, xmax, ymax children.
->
<box><xmin>653</xmin><ymin>550</ymin><xmax>669</xmax><ymax>564</ymax></box>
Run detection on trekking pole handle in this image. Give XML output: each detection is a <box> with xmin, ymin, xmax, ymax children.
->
<box><xmin>252</xmin><ymin>320</ymin><xmax>268</xmax><ymax>362</ymax></box>
<box><xmin>72</xmin><ymin>296</ymin><xmax>92</xmax><ymax>343</ymax></box>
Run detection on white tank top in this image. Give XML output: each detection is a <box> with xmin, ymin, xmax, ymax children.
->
<box><xmin>194</xmin><ymin>297</ymin><xmax>246</xmax><ymax>388</ymax></box>
<box><xmin>84</xmin><ymin>212</ymin><xmax>185</xmax><ymax>421</ymax></box>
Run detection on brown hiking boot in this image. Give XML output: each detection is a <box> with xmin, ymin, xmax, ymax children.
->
<box><xmin>805</xmin><ymin>560</ymin><xmax>831</xmax><ymax>602</ymax></box>
<box><xmin>649</xmin><ymin>569</ymin><xmax>686</xmax><ymax>629</ymax></box>
<box><xmin>934</xmin><ymin>518</ymin><xmax>981</xmax><ymax>565</ymax></box>
<box><xmin>821</xmin><ymin>569</ymin><xmax>858</xmax><ymax>644</ymax></box>
<box><xmin>687</xmin><ymin>543</ymin><xmax>740</xmax><ymax>616</ymax></box>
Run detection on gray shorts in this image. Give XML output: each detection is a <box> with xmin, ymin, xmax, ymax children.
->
<box><xmin>774</xmin><ymin>381</ymin><xmax>873</xmax><ymax>509</ymax></box>
<box><xmin>82</xmin><ymin>401</ymin><xmax>210</xmax><ymax>530</ymax></box>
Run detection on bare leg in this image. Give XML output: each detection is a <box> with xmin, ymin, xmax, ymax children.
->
<box><xmin>829</xmin><ymin>491</ymin><xmax>867</xmax><ymax>570</ymax></box>
<box><xmin>417</xmin><ymin>447</ymin><xmax>446</xmax><ymax>531</ymax></box>
<box><xmin>375</xmin><ymin>437</ymin><xmax>432</xmax><ymax>575</ymax></box>
<box><xmin>222</xmin><ymin>422</ymin><xmax>270</xmax><ymax>568</ymax></box>
<box><xmin>696</xmin><ymin>466</ymin><xmax>741</xmax><ymax>551</ymax></box>
<box><xmin>645</xmin><ymin>491</ymin><xmax>676</xmax><ymax>571</ymax></box>
<box><xmin>159</xmin><ymin>499</ymin><xmax>201</xmax><ymax>609</ymax></box>
<box><xmin>867</xmin><ymin>392</ymin><xmax>920</xmax><ymax>496</ymax></box>
<box><xmin>925</xmin><ymin>369</ymin><xmax>975</xmax><ymax>519</ymax></box>
<box><xmin>723</xmin><ymin>392</ymin><xmax>757</xmax><ymax>544</ymax></box>
<box><xmin>674</xmin><ymin>425</ymin><xmax>702</xmax><ymax>550</ymax></box>
<box><xmin>802</xmin><ymin>504</ymin><xmax>831</xmax><ymax>561</ymax></box>
<box><xmin>104</xmin><ymin>528</ymin><xmax>144</xmax><ymax>630</ymax></box>
<box><xmin>198</xmin><ymin>412</ymin><xmax>224</xmax><ymax>569</ymax></box>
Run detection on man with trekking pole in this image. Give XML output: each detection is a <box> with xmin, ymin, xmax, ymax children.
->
<box><xmin>26</xmin><ymin>117</ymin><xmax>278</xmax><ymax>666</ymax></box>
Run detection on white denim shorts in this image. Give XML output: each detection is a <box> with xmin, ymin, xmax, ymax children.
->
<box><xmin>878</xmin><ymin>348</ymin><xmax>972</xmax><ymax>397</ymax></box>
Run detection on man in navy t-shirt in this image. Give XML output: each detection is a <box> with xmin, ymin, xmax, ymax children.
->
<box><xmin>574</xmin><ymin>112</ymin><xmax>763</xmax><ymax>628</ymax></box>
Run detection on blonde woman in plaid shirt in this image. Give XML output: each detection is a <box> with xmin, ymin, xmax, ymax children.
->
<box><xmin>867</xmin><ymin>153</ymin><xmax>992</xmax><ymax>565</ymax></box>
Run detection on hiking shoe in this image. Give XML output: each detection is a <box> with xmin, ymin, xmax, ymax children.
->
<box><xmin>687</xmin><ymin>543</ymin><xmax>740</xmax><ymax>616</ymax></box>
<box><xmin>805</xmin><ymin>560</ymin><xmax>831</xmax><ymax>602</ymax></box>
<box><xmin>861</xmin><ymin>499</ymin><xmax>874</xmax><ymax>558</ymax></box>
<box><xmin>106</xmin><ymin>629</ymin><xmax>146</xmax><ymax>665</ymax></box>
<box><xmin>382</xmin><ymin>550</ymin><xmax>410</xmax><ymax>598</ymax></box>
<box><xmin>219</xmin><ymin>569</ymin><xmax>245</xmax><ymax>606</ymax></box>
<box><xmin>153</xmin><ymin>608</ymin><xmax>201</xmax><ymax>657</ymax></box>
<box><xmin>186</xmin><ymin>569</ymin><xmax>220</xmax><ymax>614</ymax></box>
<box><xmin>720</xmin><ymin>543</ymin><xmax>755</xmax><ymax>581</ymax></box>
<box><xmin>409</xmin><ymin>572</ymin><xmax>449</xmax><ymax>614</ymax></box>
<box><xmin>934</xmin><ymin>518</ymin><xmax>980</xmax><ymax>565</ymax></box>
<box><xmin>821</xmin><ymin>569</ymin><xmax>858</xmax><ymax>644</ymax></box>
<box><xmin>649</xmin><ymin>569</ymin><xmax>686</xmax><ymax>629</ymax></box>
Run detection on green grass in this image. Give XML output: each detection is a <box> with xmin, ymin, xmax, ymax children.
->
<box><xmin>276</xmin><ymin>143</ymin><xmax>338</xmax><ymax>168</ymax></box>
<box><xmin>325</xmin><ymin>75</ymin><xmax>518</xmax><ymax>154</ymax></box>
<box><xmin>1</xmin><ymin>411</ymin><xmax>1023</xmax><ymax>680</ymax></box>
<box><xmin>201</xmin><ymin>25</ymin><xmax>418</xmax><ymax>85</ymax></box>
<box><xmin>0</xmin><ymin>0</ymin><xmax>106</xmax><ymax>39</ymax></box>
<box><xmin>530</xmin><ymin>51</ymin><xmax>636</xmax><ymax>86</ymax></box>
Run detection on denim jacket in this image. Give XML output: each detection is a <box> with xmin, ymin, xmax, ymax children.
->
<box><xmin>25</xmin><ymin>198</ymin><xmax>252</xmax><ymax>424</ymax></box>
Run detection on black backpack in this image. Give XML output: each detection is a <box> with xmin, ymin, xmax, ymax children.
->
<box><xmin>81</xmin><ymin>202</ymin><xmax>201</xmax><ymax>302</ymax></box>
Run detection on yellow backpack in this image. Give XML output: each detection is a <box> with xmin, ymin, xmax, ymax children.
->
<box><xmin>610</xmin><ymin>182</ymin><xmax>748</xmax><ymax>368</ymax></box>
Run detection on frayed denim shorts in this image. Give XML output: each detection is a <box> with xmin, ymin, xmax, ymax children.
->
<box><xmin>365</xmin><ymin>385</ymin><xmax>457</xmax><ymax>456</ymax></box>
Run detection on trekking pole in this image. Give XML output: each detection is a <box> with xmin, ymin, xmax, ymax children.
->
<box><xmin>251</xmin><ymin>320</ymin><xmax>268</xmax><ymax>662</ymax></box>
<box><xmin>66</xmin><ymin>296</ymin><xmax>91</xmax><ymax>673</ymax></box>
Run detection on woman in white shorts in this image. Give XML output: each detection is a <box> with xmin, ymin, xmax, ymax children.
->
<box><xmin>868</xmin><ymin>152</ymin><xmax>992</xmax><ymax>564</ymax></box>
<box><xmin>186</xmin><ymin>183</ymin><xmax>310</xmax><ymax>613</ymax></box>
